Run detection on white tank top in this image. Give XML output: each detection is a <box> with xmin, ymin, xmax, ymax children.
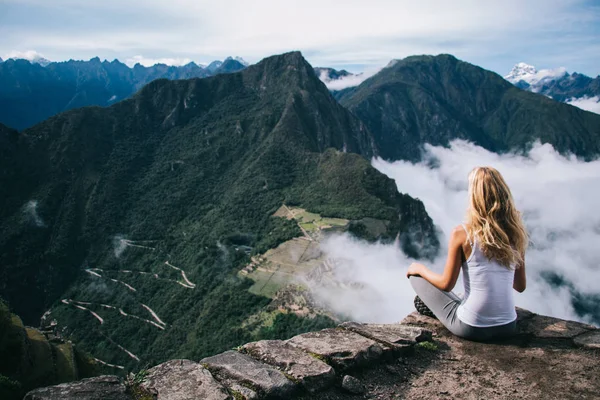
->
<box><xmin>456</xmin><ymin>225</ymin><xmax>517</xmax><ymax>327</ymax></box>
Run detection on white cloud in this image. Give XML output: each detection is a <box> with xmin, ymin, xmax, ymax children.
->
<box><xmin>566</xmin><ymin>96</ymin><xmax>600</xmax><ymax>114</ymax></box>
<box><xmin>125</xmin><ymin>55</ymin><xmax>193</xmax><ymax>67</ymax></box>
<box><xmin>5</xmin><ymin>49</ymin><xmax>49</xmax><ymax>63</ymax></box>
<box><xmin>308</xmin><ymin>140</ymin><xmax>600</xmax><ymax>326</ymax></box>
<box><xmin>318</xmin><ymin>67</ymin><xmax>381</xmax><ymax>90</ymax></box>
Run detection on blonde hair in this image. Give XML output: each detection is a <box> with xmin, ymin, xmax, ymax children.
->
<box><xmin>466</xmin><ymin>167</ymin><xmax>528</xmax><ymax>269</ymax></box>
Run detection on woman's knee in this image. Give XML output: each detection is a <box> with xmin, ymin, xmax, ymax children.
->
<box><xmin>409</xmin><ymin>275</ymin><xmax>428</xmax><ymax>292</ymax></box>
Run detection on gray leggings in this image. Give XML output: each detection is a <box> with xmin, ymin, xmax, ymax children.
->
<box><xmin>409</xmin><ymin>276</ymin><xmax>517</xmax><ymax>341</ymax></box>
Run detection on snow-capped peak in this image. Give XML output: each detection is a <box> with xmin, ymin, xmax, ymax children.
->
<box><xmin>505</xmin><ymin>62</ymin><xmax>538</xmax><ymax>83</ymax></box>
<box><xmin>504</xmin><ymin>62</ymin><xmax>568</xmax><ymax>91</ymax></box>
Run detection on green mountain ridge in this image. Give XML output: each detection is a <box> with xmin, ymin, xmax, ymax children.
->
<box><xmin>0</xmin><ymin>52</ymin><xmax>437</xmax><ymax>372</ymax></box>
<box><xmin>338</xmin><ymin>54</ymin><xmax>600</xmax><ymax>161</ymax></box>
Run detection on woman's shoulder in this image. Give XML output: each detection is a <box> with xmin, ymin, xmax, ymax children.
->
<box><xmin>450</xmin><ymin>224</ymin><xmax>468</xmax><ymax>244</ymax></box>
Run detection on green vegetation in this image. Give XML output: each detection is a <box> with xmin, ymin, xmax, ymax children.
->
<box><xmin>416</xmin><ymin>341</ymin><xmax>438</xmax><ymax>351</ymax></box>
<box><xmin>255</xmin><ymin>313</ymin><xmax>335</xmax><ymax>340</ymax></box>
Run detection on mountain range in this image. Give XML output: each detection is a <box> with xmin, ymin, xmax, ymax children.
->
<box><xmin>0</xmin><ymin>56</ymin><xmax>247</xmax><ymax>130</ymax></box>
<box><xmin>1</xmin><ymin>50</ymin><xmax>599</xmax><ymax>396</ymax></box>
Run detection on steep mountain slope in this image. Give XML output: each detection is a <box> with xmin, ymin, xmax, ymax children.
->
<box><xmin>0</xmin><ymin>56</ymin><xmax>248</xmax><ymax>130</ymax></box>
<box><xmin>338</xmin><ymin>55</ymin><xmax>600</xmax><ymax>161</ymax></box>
<box><xmin>0</xmin><ymin>52</ymin><xmax>437</xmax><ymax>370</ymax></box>
<box><xmin>505</xmin><ymin>62</ymin><xmax>600</xmax><ymax>102</ymax></box>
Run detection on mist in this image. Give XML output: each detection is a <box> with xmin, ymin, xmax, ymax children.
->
<box><xmin>23</xmin><ymin>200</ymin><xmax>45</xmax><ymax>227</ymax></box>
<box><xmin>312</xmin><ymin>140</ymin><xmax>600</xmax><ymax>325</ymax></box>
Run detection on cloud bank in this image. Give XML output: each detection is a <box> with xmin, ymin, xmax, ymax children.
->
<box><xmin>310</xmin><ymin>140</ymin><xmax>600</xmax><ymax>326</ymax></box>
<box><xmin>567</xmin><ymin>96</ymin><xmax>600</xmax><ymax>115</ymax></box>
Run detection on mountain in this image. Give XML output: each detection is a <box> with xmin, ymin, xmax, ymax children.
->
<box><xmin>0</xmin><ymin>52</ymin><xmax>437</xmax><ymax>371</ymax></box>
<box><xmin>0</xmin><ymin>56</ymin><xmax>249</xmax><ymax>130</ymax></box>
<box><xmin>337</xmin><ymin>54</ymin><xmax>600</xmax><ymax>161</ymax></box>
<box><xmin>217</xmin><ymin>57</ymin><xmax>247</xmax><ymax>73</ymax></box>
<box><xmin>505</xmin><ymin>63</ymin><xmax>600</xmax><ymax>100</ymax></box>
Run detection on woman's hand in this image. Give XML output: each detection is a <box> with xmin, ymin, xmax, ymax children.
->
<box><xmin>406</xmin><ymin>262</ymin><xmax>425</xmax><ymax>278</ymax></box>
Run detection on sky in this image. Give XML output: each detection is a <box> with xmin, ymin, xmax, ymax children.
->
<box><xmin>1</xmin><ymin>0</ymin><xmax>599</xmax><ymax>76</ymax></box>
<box><xmin>307</xmin><ymin>140</ymin><xmax>600</xmax><ymax>326</ymax></box>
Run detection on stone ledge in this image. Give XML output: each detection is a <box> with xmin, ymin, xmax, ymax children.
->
<box><xmin>242</xmin><ymin>340</ymin><xmax>335</xmax><ymax>393</ymax></box>
<box><xmin>286</xmin><ymin>328</ymin><xmax>387</xmax><ymax>370</ymax></box>
<box><xmin>339</xmin><ymin>321</ymin><xmax>432</xmax><ymax>351</ymax></box>
<box><xmin>201</xmin><ymin>350</ymin><xmax>295</xmax><ymax>399</ymax></box>
<box><xmin>24</xmin><ymin>309</ymin><xmax>598</xmax><ymax>400</ymax></box>
<box><xmin>140</xmin><ymin>359</ymin><xmax>230</xmax><ymax>400</ymax></box>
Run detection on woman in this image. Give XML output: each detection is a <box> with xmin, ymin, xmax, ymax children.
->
<box><xmin>407</xmin><ymin>166</ymin><xmax>528</xmax><ymax>341</ymax></box>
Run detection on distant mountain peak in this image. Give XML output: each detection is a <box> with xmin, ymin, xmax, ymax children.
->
<box><xmin>504</xmin><ymin>62</ymin><xmax>568</xmax><ymax>90</ymax></box>
<box><xmin>505</xmin><ymin>62</ymin><xmax>538</xmax><ymax>83</ymax></box>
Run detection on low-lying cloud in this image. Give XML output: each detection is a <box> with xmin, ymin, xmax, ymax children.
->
<box><xmin>23</xmin><ymin>200</ymin><xmax>45</xmax><ymax>227</ymax></box>
<box><xmin>566</xmin><ymin>96</ymin><xmax>600</xmax><ymax>115</ymax></box>
<box><xmin>311</xmin><ymin>140</ymin><xmax>600</xmax><ymax>325</ymax></box>
<box><xmin>318</xmin><ymin>68</ymin><xmax>379</xmax><ymax>91</ymax></box>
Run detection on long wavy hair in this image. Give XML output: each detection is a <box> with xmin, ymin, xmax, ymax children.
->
<box><xmin>465</xmin><ymin>167</ymin><xmax>528</xmax><ymax>269</ymax></box>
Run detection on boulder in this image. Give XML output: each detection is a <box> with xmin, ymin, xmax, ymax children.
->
<box><xmin>242</xmin><ymin>340</ymin><xmax>335</xmax><ymax>392</ymax></box>
<box><xmin>574</xmin><ymin>330</ymin><xmax>600</xmax><ymax>350</ymax></box>
<box><xmin>201</xmin><ymin>350</ymin><xmax>295</xmax><ymax>399</ymax></box>
<box><xmin>24</xmin><ymin>375</ymin><xmax>130</xmax><ymax>400</ymax></box>
<box><xmin>339</xmin><ymin>322</ymin><xmax>432</xmax><ymax>350</ymax></box>
<box><xmin>286</xmin><ymin>328</ymin><xmax>385</xmax><ymax>370</ymax></box>
<box><xmin>140</xmin><ymin>359</ymin><xmax>230</xmax><ymax>400</ymax></box>
<box><xmin>341</xmin><ymin>375</ymin><xmax>366</xmax><ymax>395</ymax></box>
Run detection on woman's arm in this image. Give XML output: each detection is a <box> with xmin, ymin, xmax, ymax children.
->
<box><xmin>406</xmin><ymin>226</ymin><xmax>465</xmax><ymax>291</ymax></box>
<box><xmin>513</xmin><ymin>262</ymin><xmax>526</xmax><ymax>292</ymax></box>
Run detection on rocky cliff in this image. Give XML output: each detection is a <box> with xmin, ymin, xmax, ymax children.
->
<box><xmin>24</xmin><ymin>309</ymin><xmax>599</xmax><ymax>399</ymax></box>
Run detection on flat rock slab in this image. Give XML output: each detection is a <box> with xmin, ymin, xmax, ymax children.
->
<box><xmin>519</xmin><ymin>314</ymin><xmax>595</xmax><ymax>339</ymax></box>
<box><xmin>286</xmin><ymin>328</ymin><xmax>385</xmax><ymax>370</ymax></box>
<box><xmin>242</xmin><ymin>340</ymin><xmax>335</xmax><ymax>392</ymax></box>
<box><xmin>24</xmin><ymin>376</ymin><xmax>130</xmax><ymax>400</ymax></box>
<box><xmin>140</xmin><ymin>359</ymin><xmax>230</xmax><ymax>400</ymax></box>
<box><xmin>340</xmin><ymin>322</ymin><xmax>432</xmax><ymax>349</ymax></box>
<box><xmin>574</xmin><ymin>330</ymin><xmax>600</xmax><ymax>349</ymax></box>
<box><xmin>201</xmin><ymin>350</ymin><xmax>295</xmax><ymax>399</ymax></box>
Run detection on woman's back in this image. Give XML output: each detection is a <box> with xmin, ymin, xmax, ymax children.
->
<box><xmin>457</xmin><ymin>230</ymin><xmax>517</xmax><ymax>327</ymax></box>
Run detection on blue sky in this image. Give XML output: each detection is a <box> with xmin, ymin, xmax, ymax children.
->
<box><xmin>1</xmin><ymin>0</ymin><xmax>599</xmax><ymax>76</ymax></box>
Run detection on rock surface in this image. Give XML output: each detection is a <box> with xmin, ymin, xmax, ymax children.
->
<box><xmin>242</xmin><ymin>340</ymin><xmax>335</xmax><ymax>392</ymax></box>
<box><xmin>339</xmin><ymin>321</ymin><xmax>432</xmax><ymax>350</ymax></box>
<box><xmin>518</xmin><ymin>314</ymin><xmax>595</xmax><ymax>339</ymax></box>
<box><xmin>341</xmin><ymin>375</ymin><xmax>365</xmax><ymax>395</ymax></box>
<box><xmin>25</xmin><ymin>310</ymin><xmax>599</xmax><ymax>400</ymax></box>
<box><xmin>201</xmin><ymin>350</ymin><xmax>295</xmax><ymax>399</ymax></box>
<box><xmin>286</xmin><ymin>328</ymin><xmax>386</xmax><ymax>370</ymax></box>
<box><xmin>24</xmin><ymin>375</ymin><xmax>130</xmax><ymax>400</ymax></box>
<box><xmin>140</xmin><ymin>359</ymin><xmax>230</xmax><ymax>400</ymax></box>
<box><xmin>574</xmin><ymin>330</ymin><xmax>600</xmax><ymax>349</ymax></box>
